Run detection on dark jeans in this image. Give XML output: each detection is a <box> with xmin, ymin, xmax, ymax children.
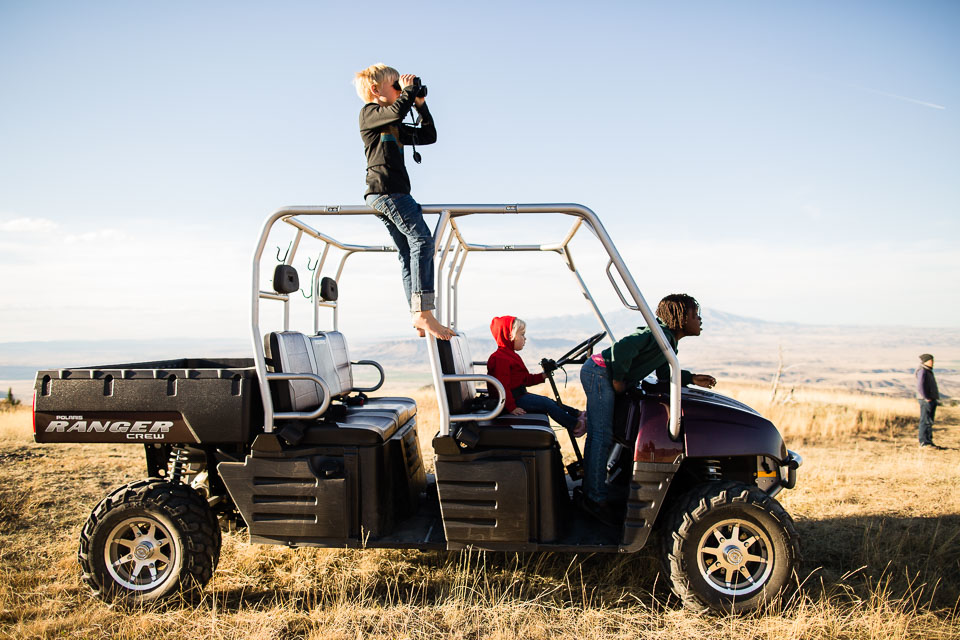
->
<box><xmin>514</xmin><ymin>392</ymin><xmax>579</xmax><ymax>431</ymax></box>
<box><xmin>365</xmin><ymin>193</ymin><xmax>436</xmax><ymax>312</ymax></box>
<box><xmin>918</xmin><ymin>399</ymin><xmax>937</xmax><ymax>445</ymax></box>
<box><xmin>580</xmin><ymin>358</ymin><xmax>615</xmax><ymax>503</ymax></box>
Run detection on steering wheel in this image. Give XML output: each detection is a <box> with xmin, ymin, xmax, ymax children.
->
<box><xmin>555</xmin><ymin>332</ymin><xmax>607</xmax><ymax>368</ymax></box>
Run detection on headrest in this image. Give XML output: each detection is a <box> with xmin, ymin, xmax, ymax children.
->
<box><xmin>273</xmin><ymin>265</ymin><xmax>299</xmax><ymax>294</ymax></box>
<box><xmin>320</xmin><ymin>277</ymin><xmax>338</xmax><ymax>302</ymax></box>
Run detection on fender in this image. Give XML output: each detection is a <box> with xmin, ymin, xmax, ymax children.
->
<box><xmin>619</xmin><ymin>394</ymin><xmax>787</xmax><ymax>552</ymax></box>
<box><xmin>632</xmin><ymin>392</ymin><xmax>787</xmax><ymax>462</ymax></box>
<box><xmin>682</xmin><ymin>400</ymin><xmax>787</xmax><ymax>461</ymax></box>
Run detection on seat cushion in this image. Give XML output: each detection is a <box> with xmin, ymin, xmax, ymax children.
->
<box><xmin>481</xmin><ymin>414</ymin><xmax>549</xmax><ymax>428</ymax></box>
<box><xmin>468</xmin><ymin>420</ymin><xmax>557</xmax><ymax>449</ymax></box>
<box><xmin>289</xmin><ymin>413</ymin><xmax>400</xmax><ymax>446</ymax></box>
<box><xmin>347</xmin><ymin>397</ymin><xmax>417</xmax><ymax>426</ymax></box>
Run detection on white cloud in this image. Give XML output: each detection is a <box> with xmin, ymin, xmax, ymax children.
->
<box><xmin>62</xmin><ymin>229</ymin><xmax>126</xmax><ymax>245</ymax></box>
<box><xmin>0</xmin><ymin>217</ymin><xmax>59</xmax><ymax>232</ymax></box>
<box><xmin>3</xmin><ymin>214</ymin><xmax>958</xmax><ymax>344</ymax></box>
<box><xmin>1</xmin><ymin>218</ymin><xmax>251</xmax><ymax>341</ymax></box>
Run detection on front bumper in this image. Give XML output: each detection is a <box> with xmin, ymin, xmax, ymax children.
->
<box><xmin>781</xmin><ymin>449</ymin><xmax>803</xmax><ymax>490</ymax></box>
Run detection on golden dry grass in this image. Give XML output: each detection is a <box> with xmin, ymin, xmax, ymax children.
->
<box><xmin>722</xmin><ymin>381</ymin><xmax>923</xmax><ymax>443</ymax></box>
<box><xmin>1</xmin><ymin>381</ymin><xmax>958</xmax><ymax>639</ymax></box>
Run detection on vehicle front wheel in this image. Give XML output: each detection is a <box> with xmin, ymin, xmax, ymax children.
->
<box><xmin>662</xmin><ymin>481</ymin><xmax>800</xmax><ymax>613</ymax></box>
<box><xmin>78</xmin><ymin>479</ymin><xmax>220</xmax><ymax>603</ymax></box>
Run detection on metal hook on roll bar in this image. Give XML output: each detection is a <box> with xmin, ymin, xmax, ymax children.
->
<box><xmin>276</xmin><ymin>241</ymin><xmax>292</xmax><ymax>263</ymax></box>
<box><xmin>306</xmin><ymin>254</ymin><xmax>321</xmax><ymax>271</ymax></box>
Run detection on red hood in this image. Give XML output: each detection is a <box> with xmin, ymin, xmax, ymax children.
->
<box><xmin>490</xmin><ymin>315</ymin><xmax>516</xmax><ymax>350</ymax></box>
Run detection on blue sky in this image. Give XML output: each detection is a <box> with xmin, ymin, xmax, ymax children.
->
<box><xmin>1</xmin><ymin>0</ymin><xmax>958</xmax><ymax>344</ymax></box>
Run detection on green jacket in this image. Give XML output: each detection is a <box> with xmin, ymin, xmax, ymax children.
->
<box><xmin>600</xmin><ymin>320</ymin><xmax>693</xmax><ymax>388</ymax></box>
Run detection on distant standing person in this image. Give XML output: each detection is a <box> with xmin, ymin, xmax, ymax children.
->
<box><xmin>353</xmin><ymin>63</ymin><xmax>453</xmax><ymax>340</ymax></box>
<box><xmin>916</xmin><ymin>353</ymin><xmax>942</xmax><ymax>449</ymax></box>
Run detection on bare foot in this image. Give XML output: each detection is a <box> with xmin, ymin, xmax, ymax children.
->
<box><xmin>412</xmin><ymin>311</ymin><xmax>454</xmax><ymax>340</ymax></box>
<box><xmin>415</xmin><ymin>327</ymin><xmax>426</xmax><ymax>337</ymax></box>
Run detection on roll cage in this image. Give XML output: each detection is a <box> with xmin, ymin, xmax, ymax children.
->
<box><xmin>250</xmin><ymin>204</ymin><xmax>683</xmax><ymax>439</ymax></box>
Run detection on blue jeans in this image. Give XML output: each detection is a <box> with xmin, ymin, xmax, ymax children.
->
<box><xmin>365</xmin><ymin>193</ymin><xmax>436</xmax><ymax>312</ymax></box>
<box><xmin>515</xmin><ymin>392</ymin><xmax>579</xmax><ymax>431</ymax></box>
<box><xmin>918</xmin><ymin>399</ymin><xmax>937</xmax><ymax>445</ymax></box>
<box><xmin>580</xmin><ymin>358</ymin><xmax>615</xmax><ymax>503</ymax></box>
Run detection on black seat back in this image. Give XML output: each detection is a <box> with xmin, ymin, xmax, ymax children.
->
<box><xmin>436</xmin><ymin>332</ymin><xmax>477</xmax><ymax>414</ymax></box>
<box><xmin>265</xmin><ymin>331</ymin><xmax>322</xmax><ymax>412</ymax></box>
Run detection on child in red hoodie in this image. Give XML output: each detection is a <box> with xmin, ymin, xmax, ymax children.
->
<box><xmin>487</xmin><ymin>316</ymin><xmax>586</xmax><ymax>434</ymax></box>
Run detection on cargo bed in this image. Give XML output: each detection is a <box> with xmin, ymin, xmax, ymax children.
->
<box><xmin>33</xmin><ymin>358</ymin><xmax>261</xmax><ymax>444</ymax></box>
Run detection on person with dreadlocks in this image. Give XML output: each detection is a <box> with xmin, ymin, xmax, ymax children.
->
<box><xmin>578</xmin><ymin>293</ymin><xmax>717</xmax><ymax>525</ymax></box>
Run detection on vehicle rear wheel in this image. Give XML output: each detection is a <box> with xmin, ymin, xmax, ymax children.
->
<box><xmin>662</xmin><ymin>481</ymin><xmax>799</xmax><ymax>613</ymax></box>
<box><xmin>78</xmin><ymin>479</ymin><xmax>220</xmax><ymax>603</ymax></box>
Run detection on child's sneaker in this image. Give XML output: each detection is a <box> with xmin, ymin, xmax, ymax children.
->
<box><xmin>573</xmin><ymin>410</ymin><xmax>588</xmax><ymax>437</ymax></box>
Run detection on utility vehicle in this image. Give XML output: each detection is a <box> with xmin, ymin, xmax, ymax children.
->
<box><xmin>33</xmin><ymin>204</ymin><xmax>801</xmax><ymax>612</ymax></box>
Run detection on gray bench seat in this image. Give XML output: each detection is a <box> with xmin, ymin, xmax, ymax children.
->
<box><xmin>266</xmin><ymin>330</ymin><xmax>416</xmax><ymax>445</ymax></box>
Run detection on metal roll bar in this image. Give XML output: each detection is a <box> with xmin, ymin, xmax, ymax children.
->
<box><xmin>264</xmin><ymin>372</ymin><xmax>331</xmax><ymax>421</ymax></box>
<box><xmin>251</xmin><ymin>204</ymin><xmax>683</xmax><ymax>440</ymax></box>
<box><xmin>424</xmin><ymin>337</ymin><xmax>507</xmax><ymax>425</ymax></box>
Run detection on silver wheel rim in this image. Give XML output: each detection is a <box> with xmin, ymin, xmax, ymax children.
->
<box><xmin>104</xmin><ymin>514</ymin><xmax>180</xmax><ymax>592</ymax></box>
<box><xmin>696</xmin><ymin>518</ymin><xmax>774</xmax><ymax>597</ymax></box>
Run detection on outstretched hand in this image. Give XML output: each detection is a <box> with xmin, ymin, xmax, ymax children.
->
<box><xmin>692</xmin><ymin>374</ymin><xmax>717</xmax><ymax>389</ymax></box>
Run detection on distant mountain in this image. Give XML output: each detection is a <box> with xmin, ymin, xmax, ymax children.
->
<box><xmin>0</xmin><ymin>338</ymin><xmax>250</xmax><ymax>371</ymax></box>
<box><xmin>462</xmin><ymin>307</ymin><xmax>779</xmax><ymax>339</ymax></box>
<box><xmin>3</xmin><ymin>309</ymin><xmax>958</xmax><ymax>399</ymax></box>
<box><xmin>352</xmin><ymin>307</ymin><xmax>960</xmax><ymax>398</ymax></box>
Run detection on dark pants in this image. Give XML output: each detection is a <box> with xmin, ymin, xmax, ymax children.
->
<box><xmin>918</xmin><ymin>399</ymin><xmax>937</xmax><ymax>445</ymax></box>
<box><xmin>514</xmin><ymin>392</ymin><xmax>579</xmax><ymax>430</ymax></box>
<box><xmin>365</xmin><ymin>193</ymin><xmax>436</xmax><ymax>312</ymax></box>
<box><xmin>581</xmin><ymin>358</ymin><xmax>615</xmax><ymax>503</ymax></box>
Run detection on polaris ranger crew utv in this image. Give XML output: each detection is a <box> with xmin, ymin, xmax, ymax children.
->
<box><xmin>33</xmin><ymin>204</ymin><xmax>801</xmax><ymax>613</ymax></box>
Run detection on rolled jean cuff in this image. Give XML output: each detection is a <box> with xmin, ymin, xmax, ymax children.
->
<box><xmin>411</xmin><ymin>291</ymin><xmax>436</xmax><ymax>312</ymax></box>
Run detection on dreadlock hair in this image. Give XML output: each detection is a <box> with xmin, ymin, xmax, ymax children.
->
<box><xmin>656</xmin><ymin>293</ymin><xmax>699</xmax><ymax>333</ymax></box>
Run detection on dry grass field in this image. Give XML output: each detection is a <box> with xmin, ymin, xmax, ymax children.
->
<box><xmin>1</xmin><ymin>381</ymin><xmax>958</xmax><ymax>639</ymax></box>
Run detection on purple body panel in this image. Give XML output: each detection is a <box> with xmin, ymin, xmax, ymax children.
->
<box><xmin>634</xmin><ymin>400</ymin><xmax>683</xmax><ymax>464</ymax></box>
<box><xmin>682</xmin><ymin>400</ymin><xmax>786</xmax><ymax>460</ymax></box>
<box><xmin>633</xmin><ymin>392</ymin><xmax>786</xmax><ymax>463</ymax></box>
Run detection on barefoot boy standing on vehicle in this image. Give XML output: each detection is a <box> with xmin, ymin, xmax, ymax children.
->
<box><xmin>354</xmin><ymin>63</ymin><xmax>453</xmax><ymax>340</ymax></box>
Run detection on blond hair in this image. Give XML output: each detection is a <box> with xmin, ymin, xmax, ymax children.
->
<box><xmin>511</xmin><ymin>317</ymin><xmax>526</xmax><ymax>338</ymax></box>
<box><xmin>353</xmin><ymin>63</ymin><xmax>398</xmax><ymax>103</ymax></box>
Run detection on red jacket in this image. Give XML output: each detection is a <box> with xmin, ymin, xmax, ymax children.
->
<box><xmin>486</xmin><ymin>316</ymin><xmax>544</xmax><ymax>412</ymax></box>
